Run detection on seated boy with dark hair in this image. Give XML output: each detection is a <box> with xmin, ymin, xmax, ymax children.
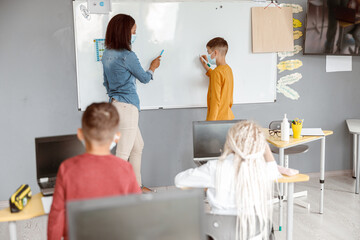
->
<box><xmin>200</xmin><ymin>37</ymin><xmax>234</xmax><ymax>121</ymax></box>
<box><xmin>48</xmin><ymin>102</ymin><xmax>141</xmax><ymax>240</ymax></box>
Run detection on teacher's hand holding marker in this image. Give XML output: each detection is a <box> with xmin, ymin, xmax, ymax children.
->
<box><xmin>149</xmin><ymin>50</ymin><xmax>163</xmax><ymax>72</ymax></box>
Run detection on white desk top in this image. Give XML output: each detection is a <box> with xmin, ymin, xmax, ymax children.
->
<box><xmin>346</xmin><ymin>119</ymin><xmax>360</xmax><ymax>134</ymax></box>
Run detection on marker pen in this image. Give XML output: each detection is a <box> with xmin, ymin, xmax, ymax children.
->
<box><xmin>200</xmin><ymin>56</ymin><xmax>211</xmax><ymax>67</ymax></box>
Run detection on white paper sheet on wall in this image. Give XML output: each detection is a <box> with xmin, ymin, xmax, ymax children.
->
<box><xmin>326</xmin><ymin>56</ymin><xmax>352</xmax><ymax>72</ymax></box>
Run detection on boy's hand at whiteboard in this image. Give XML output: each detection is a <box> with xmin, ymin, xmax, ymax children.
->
<box><xmin>149</xmin><ymin>56</ymin><xmax>161</xmax><ymax>72</ymax></box>
<box><xmin>200</xmin><ymin>55</ymin><xmax>210</xmax><ymax>71</ymax></box>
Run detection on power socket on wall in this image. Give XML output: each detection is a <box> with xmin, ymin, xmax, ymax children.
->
<box><xmin>87</xmin><ymin>0</ymin><xmax>111</xmax><ymax>14</ymax></box>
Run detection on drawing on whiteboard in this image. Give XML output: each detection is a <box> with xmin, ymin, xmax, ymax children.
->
<box><xmin>280</xmin><ymin>3</ymin><xmax>303</xmax><ymax>13</ymax></box>
<box><xmin>277</xmin><ymin>84</ymin><xmax>300</xmax><ymax>100</ymax></box>
<box><xmin>94</xmin><ymin>39</ymin><xmax>105</xmax><ymax>62</ymax></box>
<box><xmin>277</xmin><ymin>59</ymin><xmax>303</xmax><ymax>73</ymax></box>
<box><xmin>278</xmin><ymin>45</ymin><xmax>303</xmax><ymax>60</ymax></box>
<box><xmin>80</xmin><ymin>4</ymin><xmax>91</xmax><ymax>20</ymax></box>
<box><xmin>293</xmin><ymin>18</ymin><xmax>302</xmax><ymax>28</ymax></box>
<box><xmin>293</xmin><ymin>30</ymin><xmax>303</xmax><ymax>40</ymax></box>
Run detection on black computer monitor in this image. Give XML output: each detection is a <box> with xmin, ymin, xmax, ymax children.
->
<box><xmin>35</xmin><ymin>134</ymin><xmax>85</xmax><ymax>179</ymax></box>
<box><xmin>67</xmin><ymin>189</ymin><xmax>206</xmax><ymax>240</ymax></box>
<box><xmin>192</xmin><ymin>120</ymin><xmax>243</xmax><ymax>158</ymax></box>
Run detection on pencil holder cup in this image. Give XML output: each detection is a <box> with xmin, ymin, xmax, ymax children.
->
<box><xmin>292</xmin><ymin>123</ymin><xmax>302</xmax><ymax>139</ymax></box>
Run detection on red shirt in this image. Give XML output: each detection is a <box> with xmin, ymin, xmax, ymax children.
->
<box><xmin>47</xmin><ymin>153</ymin><xmax>141</xmax><ymax>240</ymax></box>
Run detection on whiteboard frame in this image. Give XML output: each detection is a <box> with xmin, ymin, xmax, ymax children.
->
<box><xmin>73</xmin><ymin>0</ymin><xmax>277</xmax><ymax>111</ymax></box>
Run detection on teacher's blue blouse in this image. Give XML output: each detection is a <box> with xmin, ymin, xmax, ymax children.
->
<box><xmin>102</xmin><ymin>49</ymin><xmax>153</xmax><ymax>111</ymax></box>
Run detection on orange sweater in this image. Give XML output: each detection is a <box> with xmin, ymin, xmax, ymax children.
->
<box><xmin>206</xmin><ymin>65</ymin><xmax>234</xmax><ymax>121</ymax></box>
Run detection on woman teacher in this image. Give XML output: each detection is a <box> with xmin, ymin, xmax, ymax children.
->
<box><xmin>102</xmin><ymin>14</ymin><xmax>161</xmax><ymax>190</ymax></box>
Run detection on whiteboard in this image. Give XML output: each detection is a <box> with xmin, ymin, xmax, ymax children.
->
<box><xmin>73</xmin><ymin>0</ymin><xmax>277</xmax><ymax>110</ymax></box>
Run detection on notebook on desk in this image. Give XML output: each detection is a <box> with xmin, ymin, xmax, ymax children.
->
<box><xmin>290</xmin><ymin>128</ymin><xmax>325</xmax><ymax>136</ymax></box>
<box><xmin>35</xmin><ymin>134</ymin><xmax>85</xmax><ymax>196</ymax></box>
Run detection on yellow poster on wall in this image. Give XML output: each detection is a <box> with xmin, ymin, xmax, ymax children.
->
<box><xmin>293</xmin><ymin>31</ymin><xmax>303</xmax><ymax>40</ymax></box>
<box><xmin>277</xmin><ymin>60</ymin><xmax>303</xmax><ymax>72</ymax></box>
<box><xmin>293</xmin><ymin>18</ymin><xmax>302</xmax><ymax>28</ymax></box>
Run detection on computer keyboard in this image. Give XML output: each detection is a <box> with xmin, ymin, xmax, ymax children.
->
<box><xmin>42</xmin><ymin>188</ymin><xmax>55</xmax><ymax>196</ymax></box>
<box><xmin>40</xmin><ymin>181</ymin><xmax>55</xmax><ymax>189</ymax></box>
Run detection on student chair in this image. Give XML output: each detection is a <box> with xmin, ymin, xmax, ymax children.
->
<box><xmin>268</xmin><ymin>120</ymin><xmax>310</xmax><ymax>209</ymax></box>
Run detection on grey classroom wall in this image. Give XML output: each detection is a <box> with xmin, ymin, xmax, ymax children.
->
<box><xmin>1</xmin><ymin>0</ymin><xmax>359</xmax><ymax>200</ymax></box>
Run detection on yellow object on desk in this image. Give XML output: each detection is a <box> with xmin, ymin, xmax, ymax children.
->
<box><xmin>9</xmin><ymin>184</ymin><xmax>32</xmax><ymax>213</ymax></box>
<box><xmin>292</xmin><ymin>123</ymin><xmax>302</xmax><ymax>139</ymax></box>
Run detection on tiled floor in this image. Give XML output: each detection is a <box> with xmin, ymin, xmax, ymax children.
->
<box><xmin>0</xmin><ymin>174</ymin><xmax>359</xmax><ymax>240</ymax></box>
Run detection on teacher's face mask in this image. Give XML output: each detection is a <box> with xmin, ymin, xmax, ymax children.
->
<box><xmin>131</xmin><ymin>34</ymin><xmax>137</xmax><ymax>45</ymax></box>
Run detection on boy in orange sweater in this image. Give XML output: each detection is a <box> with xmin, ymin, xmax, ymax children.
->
<box><xmin>47</xmin><ymin>103</ymin><xmax>141</xmax><ymax>240</ymax></box>
<box><xmin>200</xmin><ymin>37</ymin><xmax>234</xmax><ymax>121</ymax></box>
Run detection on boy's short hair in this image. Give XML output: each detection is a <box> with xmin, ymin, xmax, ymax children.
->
<box><xmin>82</xmin><ymin>102</ymin><xmax>119</xmax><ymax>144</ymax></box>
<box><xmin>206</xmin><ymin>37</ymin><xmax>228</xmax><ymax>55</ymax></box>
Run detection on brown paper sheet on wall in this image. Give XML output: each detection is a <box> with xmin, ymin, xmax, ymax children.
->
<box><xmin>252</xmin><ymin>7</ymin><xmax>294</xmax><ymax>53</ymax></box>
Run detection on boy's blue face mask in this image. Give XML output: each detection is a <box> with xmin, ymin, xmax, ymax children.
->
<box><xmin>207</xmin><ymin>52</ymin><xmax>216</xmax><ymax>65</ymax></box>
<box><xmin>131</xmin><ymin>34</ymin><xmax>137</xmax><ymax>45</ymax></box>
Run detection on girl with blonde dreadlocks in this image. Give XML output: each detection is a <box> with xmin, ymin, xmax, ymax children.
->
<box><xmin>175</xmin><ymin>121</ymin><xmax>281</xmax><ymax>239</ymax></box>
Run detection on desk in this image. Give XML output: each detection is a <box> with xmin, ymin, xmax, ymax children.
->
<box><xmin>346</xmin><ymin>119</ymin><xmax>360</xmax><ymax>194</ymax></box>
<box><xmin>0</xmin><ymin>193</ymin><xmax>45</xmax><ymax>240</ymax></box>
<box><xmin>264</xmin><ymin>129</ymin><xmax>333</xmax><ymax>230</ymax></box>
<box><xmin>278</xmin><ymin>174</ymin><xmax>309</xmax><ymax>240</ymax></box>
